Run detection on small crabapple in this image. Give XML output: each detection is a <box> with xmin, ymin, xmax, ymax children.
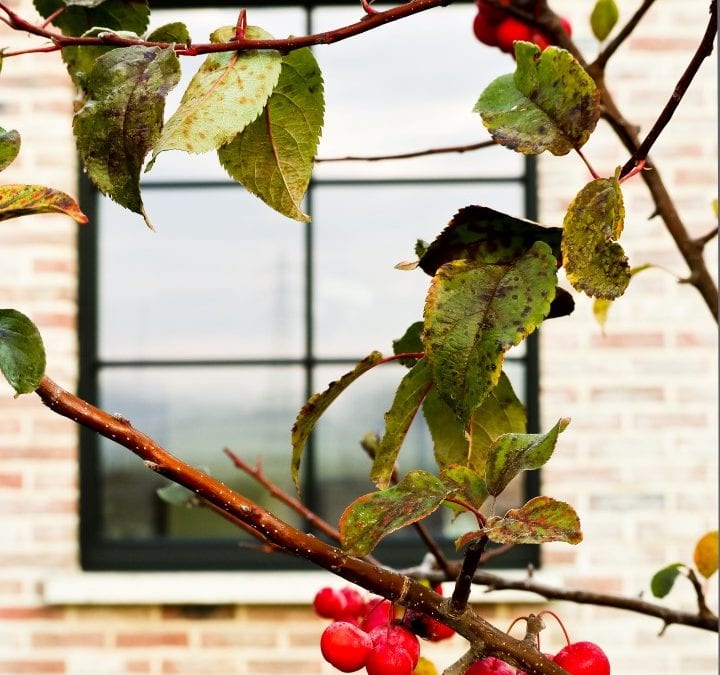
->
<box><xmin>559</xmin><ymin>16</ymin><xmax>572</xmax><ymax>37</ymax></box>
<box><xmin>361</xmin><ymin>598</ymin><xmax>393</xmax><ymax>632</ymax></box>
<box><xmin>553</xmin><ymin>641</ymin><xmax>610</xmax><ymax>675</ymax></box>
<box><xmin>464</xmin><ymin>657</ymin><xmax>517</xmax><ymax>674</ymax></box>
<box><xmin>365</xmin><ymin>642</ymin><xmax>414</xmax><ymax>675</ymax></box>
<box><xmin>340</xmin><ymin>587</ymin><xmax>366</xmax><ymax>618</ymax></box>
<box><xmin>368</xmin><ymin>624</ymin><xmax>420</xmax><ymax>668</ymax></box>
<box><xmin>473</xmin><ymin>9</ymin><xmax>501</xmax><ymax>47</ymax></box>
<box><xmin>313</xmin><ymin>587</ymin><xmax>347</xmax><ymax>620</ymax></box>
<box><xmin>496</xmin><ymin>18</ymin><xmax>533</xmax><ymax>53</ymax></box>
<box><xmin>319</xmin><ymin>621</ymin><xmax>371</xmax><ymax>673</ymax></box>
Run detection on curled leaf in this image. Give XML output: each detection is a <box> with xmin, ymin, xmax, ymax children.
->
<box><xmin>73</xmin><ymin>46</ymin><xmax>181</xmax><ymax>227</ymax></box>
<box><xmin>480</xmin><ymin>496</ymin><xmax>582</xmax><ymax>546</ymax></box>
<box><xmin>339</xmin><ymin>471</ymin><xmax>456</xmax><ymax>557</ymax></box>
<box><xmin>291</xmin><ymin>352</ymin><xmax>383</xmax><ymax>492</ymax></box>
<box><xmin>562</xmin><ymin>169</ymin><xmax>630</xmax><ymax>299</ymax></box>
<box><xmin>33</xmin><ymin>0</ymin><xmax>150</xmax><ymax>37</ymax></box>
<box><xmin>0</xmin><ymin>184</ymin><xmax>88</xmax><ymax>224</ymax></box>
<box><xmin>474</xmin><ymin>42</ymin><xmax>600</xmax><ymax>155</ymax></box>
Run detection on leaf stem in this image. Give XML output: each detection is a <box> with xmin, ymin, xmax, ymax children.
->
<box><xmin>377</xmin><ymin>352</ymin><xmax>425</xmax><ymax>366</ymax></box>
<box><xmin>574</xmin><ymin>147</ymin><xmax>600</xmax><ymax>179</ymax></box>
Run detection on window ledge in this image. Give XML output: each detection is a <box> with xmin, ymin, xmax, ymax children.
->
<box><xmin>42</xmin><ymin>570</ymin><xmax>558</xmax><ymax>606</ymax></box>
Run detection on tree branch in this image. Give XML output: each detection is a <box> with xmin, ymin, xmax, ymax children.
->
<box><xmin>450</xmin><ymin>536</ymin><xmax>489</xmax><ymax>616</ymax></box>
<box><xmin>34</xmin><ymin>375</ymin><xmax>568</xmax><ymax>674</ymax></box>
<box><xmin>619</xmin><ymin>0</ymin><xmax>717</xmax><ymax>178</ymax></box>
<box><xmin>0</xmin><ymin>0</ymin><xmax>455</xmax><ymax>57</ymax></box>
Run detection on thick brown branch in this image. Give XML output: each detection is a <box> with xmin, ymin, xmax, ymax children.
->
<box><xmin>34</xmin><ymin>376</ymin><xmax>566</xmax><ymax>675</ymax></box>
<box><xmin>0</xmin><ymin>0</ymin><xmax>455</xmax><ymax>57</ymax></box>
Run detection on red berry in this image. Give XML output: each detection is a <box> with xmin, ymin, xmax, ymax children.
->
<box><xmin>404</xmin><ymin>609</ymin><xmax>455</xmax><ymax>642</ymax></box>
<box><xmin>473</xmin><ymin>9</ymin><xmax>501</xmax><ymax>47</ymax></box>
<box><xmin>341</xmin><ymin>587</ymin><xmax>367</xmax><ymax>618</ymax></box>
<box><xmin>320</xmin><ymin>621</ymin><xmax>371</xmax><ymax>673</ymax></box>
<box><xmin>559</xmin><ymin>16</ymin><xmax>572</xmax><ymax>37</ymax></box>
<box><xmin>495</xmin><ymin>18</ymin><xmax>533</xmax><ymax>53</ymax></box>
<box><xmin>361</xmin><ymin>598</ymin><xmax>393</xmax><ymax>632</ymax></box>
<box><xmin>464</xmin><ymin>657</ymin><xmax>516</xmax><ymax>675</ymax></box>
<box><xmin>476</xmin><ymin>0</ymin><xmax>509</xmax><ymax>24</ymax></box>
<box><xmin>529</xmin><ymin>31</ymin><xmax>551</xmax><ymax>51</ymax></box>
<box><xmin>553</xmin><ymin>641</ymin><xmax>610</xmax><ymax>675</ymax></box>
<box><xmin>313</xmin><ymin>587</ymin><xmax>347</xmax><ymax>620</ymax></box>
<box><xmin>368</xmin><ymin>624</ymin><xmax>420</xmax><ymax>668</ymax></box>
<box><xmin>365</xmin><ymin>642</ymin><xmax>414</xmax><ymax>675</ymax></box>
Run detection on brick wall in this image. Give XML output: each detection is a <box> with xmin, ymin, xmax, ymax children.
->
<box><xmin>0</xmin><ymin>1</ymin><xmax>717</xmax><ymax>674</ymax></box>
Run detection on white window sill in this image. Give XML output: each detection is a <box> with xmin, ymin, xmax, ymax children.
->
<box><xmin>42</xmin><ymin>570</ymin><xmax>557</xmax><ymax>606</ymax></box>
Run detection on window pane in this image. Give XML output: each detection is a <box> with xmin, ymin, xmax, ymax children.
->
<box><xmin>312</xmin><ymin>4</ymin><xmax>523</xmax><ymax>180</ymax></box>
<box><xmin>313</xmin><ymin>183</ymin><xmax>525</xmax><ymax>357</ymax></box>
<box><xmin>98</xmin><ymin>366</ymin><xmax>305</xmax><ymax>539</ymax></box>
<box><xmin>98</xmin><ymin>188</ymin><xmax>305</xmax><ymax>360</ymax></box>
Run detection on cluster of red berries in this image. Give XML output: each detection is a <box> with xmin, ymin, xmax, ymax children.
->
<box><xmin>314</xmin><ymin>584</ymin><xmax>454</xmax><ymax>674</ymax></box>
<box><xmin>473</xmin><ymin>0</ymin><xmax>572</xmax><ymax>54</ymax></box>
<box><xmin>464</xmin><ymin>641</ymin><xmax>610</xmax><ymax>674</ymax></box>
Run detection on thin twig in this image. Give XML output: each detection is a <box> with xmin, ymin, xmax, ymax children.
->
<box><xmin>619</xmin><ymin>0</ymin><xmax>718</xmax><ymax>178</ymax></box>
<box><xmin>686</xmin><ymin>568</ymin><xmax>715</xmax><ymax>619</ymax></box>
<box><xmin>470</xmin><ymin>570</ymin><xmax>719</xmax><ymax>633</ymax></box>
<box><xmin>223</xmin><ymin>447</ymin><xmax>341</xmax><ymax>543</ymax></box>
<box><xmin>592</xmin><ymin>0</ymin><xmax>658</xmax><ymax>71</ymax></box>
<box><xmin>695</xmin><ymin>227</ymin><xmax>719</xmax><ymax>247</ymax></box>
<box><xmin>315</xmin><ymin>140</ymin><xmax>496</xmax><ymax>163</ymax></box>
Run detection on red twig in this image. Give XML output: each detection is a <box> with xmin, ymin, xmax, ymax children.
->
<box><xmin>0</xmin><ymin>0</ymin><xmax>454</xmax><ymax>58</ymax></box>
<box><xmin>314</xmin><ymin>139</ymin><xmax>497</xmax><ymax>163</ymax></box>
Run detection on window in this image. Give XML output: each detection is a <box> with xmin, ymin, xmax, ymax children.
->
<box><xmin>78</xmin><ymin>1</ymin><xmax>540</xmax><ymax>570</ymax></box>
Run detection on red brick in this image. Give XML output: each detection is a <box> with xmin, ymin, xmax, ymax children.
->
<box><xmin>0</xmin><ymin>447</ymin><xmax>75</xmax><ymax>460</ymax></box>
<box><xmin>589</xmin><ymin>386</ymin><xmax>664</xmax><ymax>402</ymax></box>
<box><xmin>32</xmin><ymin>259</ymin><xmax>74</xmax><ymax>274</ymax></box>
<box><xmin>201</xmin><ymin>630</ymin><xmax>276</xmax><ymax>648</ymax></box>
<box><xmin>246</xmin><ymin>661</ymin><xmax>321</xmax><ymax>674</ymax></box>
<box><xmin>0</xmin><ymin>607</ymin><xmax>64</xmax><ymax>620</ymax></box>
<box><xmin>116</xmin><ymin>632</ymin><xmax>189</xmax><ymax>648</ymax></box>
<box><xmin>32</xmin><ymin>632</ymin><xmax>104</xmax><ymax>648</ymax></box>
<box><xmin>589</xmin><ymin>332</ymin><xmax>664</xmax><ymax>348</ymax></box>
<box><xmin>0</xmin><ymin>661</ymin><xmax>65</xmax><ymax>673</ymax></box>
<box><xmin>162</xmin><ymin>659</ymin><xmax>239</xmax><ymax>674</ymax></box>
<box><xmin>126</xmin><ymin>661</ymin><xmax>152</xmax><ymax>674</ymax></box>
<box><xmin>634</xmin><ymin>413</ymin><xmax>707</xmax><ymax>429</ymax></box>
<box><xmin>0</xmin><ymin>473</ymin><xmax>23</xmax><ymax>489</ymax></box>
<box><xmin>629</xmin><ymin>37</ymin><xmax>700</xmax><ymax>51</ymax></box>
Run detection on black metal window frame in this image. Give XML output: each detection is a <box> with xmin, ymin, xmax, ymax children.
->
<box><xmin>77</xmin><ymin>0</ymin><xmax>541</xmax><ymax>571</ymax></box>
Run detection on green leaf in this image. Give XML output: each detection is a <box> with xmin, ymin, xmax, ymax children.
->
<box><xmin>562</xmin><ymin>169</ymin><xmax>630</xmax><ymax>299</ymax></box>
<box><xmin>485</xmin><ymin>418</ymin><xmax>570</xmax><ymax>497</ymax></box>
<box><xmin>218</xmin><ymin>47</ymin><xmax>323</xmax><ymax>223</ymax></box>
<box><xmin>0</xmin><ymin>128</ymin><xmax>21</xmax><ymax>172</ymax></box>
<box><xmin>0</xmin><ymin>184</ymin><xmax>88</xmax><ymax>224</ymax></box>
<box><xmin>424</xmin><ymin>241</ymin><xmax>557</xmax><ymax>424</ymax></box>
<box><xmin>694</xmin><ymin>530</ymin><xmax>719</xmax><ymax>579</ymax></box>
<box><xmin>423</xmin><ymin>387</ymin><xmax>468</xmax><ymax>468</ymax></box>
<box><xmin>151</xmin><ymin>25</ymin><xmax>281</xmax><ymax>160</ymax></box>
<box><xmin>146</xmin><ymin>22</ymin><xmax>190</xmax><ymax>44</ymax></box>
<box><xmin>392</xmin><ymin>321</ymin><xmax>424</xmax><ymax>367</ymax></box>
<box><xmin>291</xmin><ymin>352</ymin><xmax>383</xmax><ymax>492</ymax></box>
<box><xmin>0</xmin><ymin>309</ymin><xmax>46</xmax><ymax>395</ymax></box>
<box><xmin>62</xmin><ymin>28</ymin><xmax>137</xmax><ymax>91</ymax></box>
<box><xmin>592</xmin><ymin>264</ymin><xmax>652</xmax><ymax>332</ymax></box>
<box><xmin>441</xmin><ymin>465</ymin><xmax>488</xmax><ymax>510</ymax></box>
<box><xmin>73</xmin><ymin>46</ymin><xmax>181</xmax><ymax>228</ymax></box>
<box><xmin>481</xmin><ymin>496</ymin><xmax>582</xmax><ymax>545</ymax></box>
<box><xmin>339</xmin><ymin>470</ymin><xmax>456</xmax><ymax>557</ymax></box>
<box><xmin>650</xmin><ymin>563</ymin><xmax>685</xmax><ymax>598</ymax></box>
<box><xmin>371</xmin><ymin>358</ymin><xmax>433</xmax><ymax>488</ymax></box>
<box><xmin>591</xmin><ymin>0</ymin><xmax>619</xmax><ymax>41</ymax></box>
<box><xmin>474</xmin><ymin>42</ymin><xmax>600</xmax><ymax>156</ymax></box>
<box><xmin>419</xmin><ymin>206</ymin><xmax>562</xmax><ymax>276</ymax></box>
<box><xmin>33</xmin><ymin>0</ymin><xmax>149</xmax><ymax>36</ymax></box>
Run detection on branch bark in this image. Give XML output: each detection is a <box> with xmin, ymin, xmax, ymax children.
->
<box><xmin>34</xmin><ymin>375</ymin><xmax>568</xmax><ymax>675</ymax></box>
